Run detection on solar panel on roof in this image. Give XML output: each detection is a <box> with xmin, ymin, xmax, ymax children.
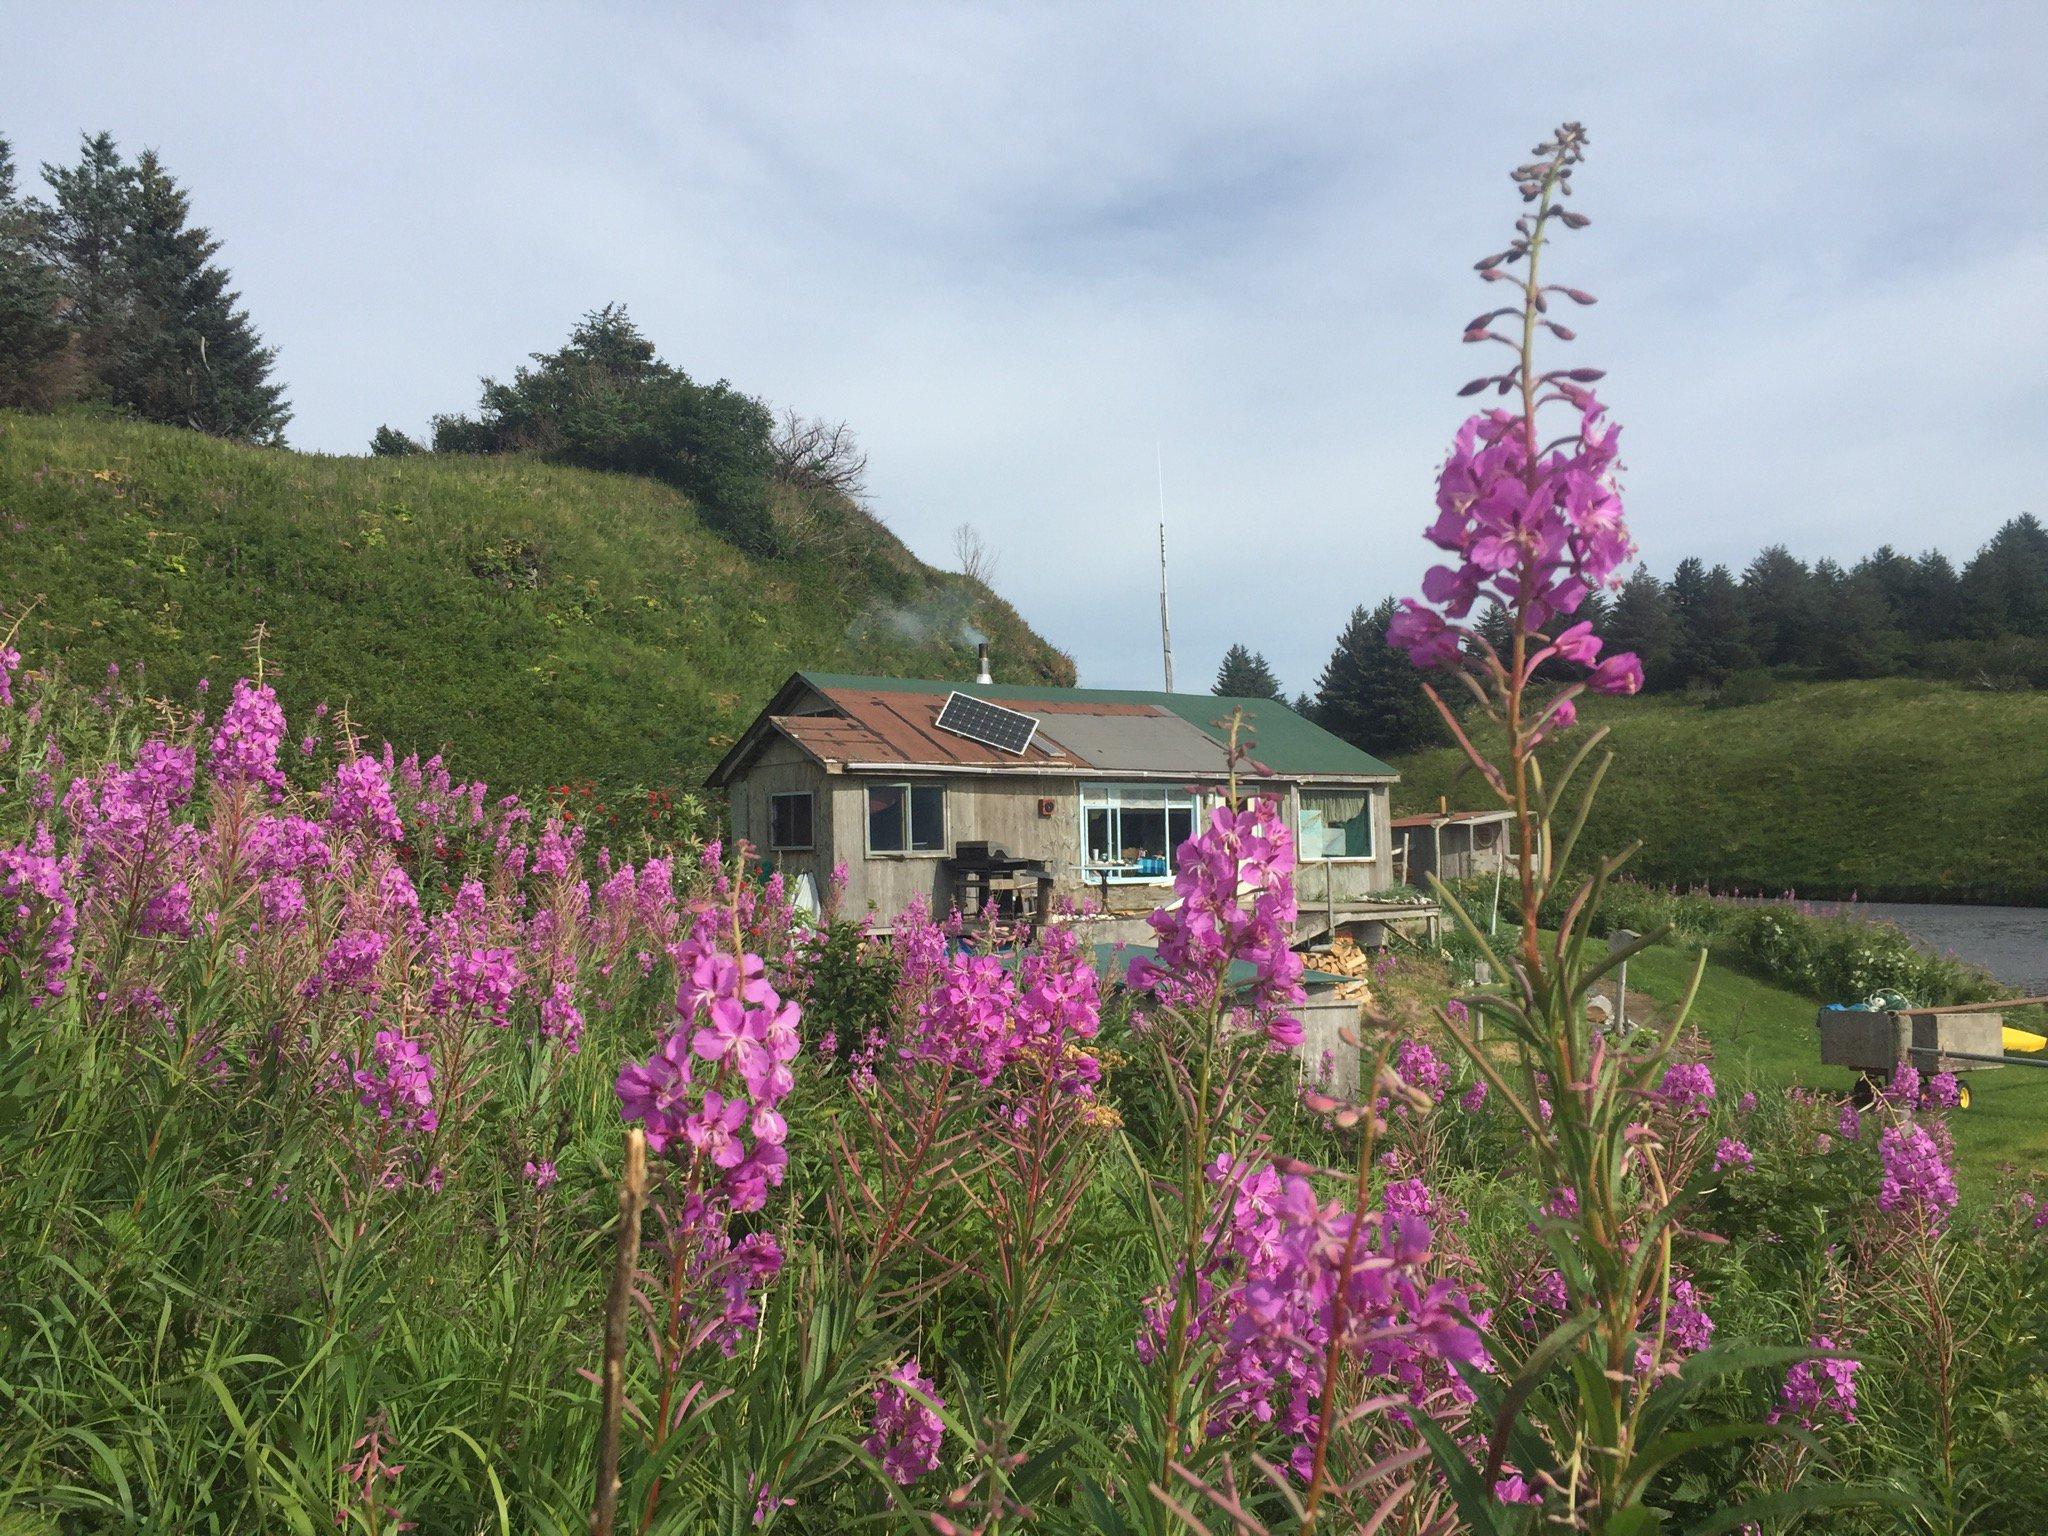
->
<box><xmin>935</xmin><ymin>691</ymin><xmax>1039</xmax><ymax>755</ymax></box>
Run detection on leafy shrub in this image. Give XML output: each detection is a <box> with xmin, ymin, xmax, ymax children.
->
<box><xmin>1703</xmin><ymin>669</ymin><xmax>1783</xmax><ymax>709</ymax></box>
<box><xmin>428</xmin><ymin>304</ymin><xmax>780</xmax><ymax>555</ymax></box>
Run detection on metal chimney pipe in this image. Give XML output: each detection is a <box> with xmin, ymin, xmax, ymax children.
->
<box><xmin>976</xmin><ymin>641</ymin><xmax>993</xmax><ymax>685</ymax></box>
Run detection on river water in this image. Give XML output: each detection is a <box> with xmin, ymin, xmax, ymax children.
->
<box><xmin>1786</xmin><ymin>901</ymin><xmax>2048</xmax><ymax>994</ymax></box>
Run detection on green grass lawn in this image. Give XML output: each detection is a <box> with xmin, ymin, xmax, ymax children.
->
<box><xmin>1392</xmin><ymin>678</ymin><xmax>2048</xmax><ymax>903</ymax></box>
<box><xmin>1621</xmin><ymin>943</ymin><xmax>2048</xmax><ymax>1192</ymax></box>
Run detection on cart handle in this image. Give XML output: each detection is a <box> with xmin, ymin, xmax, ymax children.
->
<box><xmin>1905</xmin><ymin>1045</ymin><xmax>2048</xmax><ymax>1069</ymax></box>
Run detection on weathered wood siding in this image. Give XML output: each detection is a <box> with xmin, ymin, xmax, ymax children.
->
<box><xmin>727</xmin><ymin>739</ymin><xmax>833</xmax><ymax>900</ymax></box>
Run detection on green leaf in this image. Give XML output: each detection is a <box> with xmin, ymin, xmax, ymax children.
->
<box><xmin>1680</xmin><ymin>1482</ymin><xmax>1909</xmax><ymax>1536</ymax></box>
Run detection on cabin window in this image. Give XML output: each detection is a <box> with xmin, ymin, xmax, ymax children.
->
<box><xmin>867</xmin><ymin>782</ymin><xmax>945</xmax><ymax>855</ymax></box>
<box><xmin>767</xmin><ymin>791</ymin><xmax>814</xmax><ymax>851</ymax></box>
<box><xmin>1300</xmin><ymin>790</ymin><xmax>1374</xmax><ymax>860</ymax></box>
<box><xmin>1080</xmin><ymin>783</ymin><xmax>1199</xmax><ymax>882</ymax></box>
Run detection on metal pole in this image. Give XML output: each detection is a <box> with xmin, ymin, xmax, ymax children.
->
<box><xmin>1907</xmin><ymin>1046</ymin><xmax>2043</xmax><ymax>1069</ymax></box>
<box><xmin>1156</xmin><ymin>443</ymin><xmax>1175</xmax><ymax>692</ymax></box>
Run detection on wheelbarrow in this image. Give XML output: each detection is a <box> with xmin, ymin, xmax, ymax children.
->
<box><xmin>1816</xmin><ymin>995</ymin><xmax>2048</xmax><ymax>1109</ymax></box>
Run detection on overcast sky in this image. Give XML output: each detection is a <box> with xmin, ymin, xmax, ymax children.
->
<box><xmin>9</xmin><ymin>5</ymin><xmax>2045</xmax><ymax>694</ymax></box>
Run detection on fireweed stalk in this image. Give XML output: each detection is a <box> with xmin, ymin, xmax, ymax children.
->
<box><xmin>1119</xmin><ymin>762</ymin><xmax>1484</xmax><ymax>1534</ymax></box>
<box><xmin>1118</xmin><ymin>725</ymin><xmax>1308</xmax><ymax>1518</ymax></box>
<box><xmin>612</xmin><ymin>864</ymin><xmax>801</xmax><ymax>1527</ymax></box>
<box><xmin>1387</xmin><ymin>126</ymin><xmax>1872</xmax><ymax>1531</ymax></box>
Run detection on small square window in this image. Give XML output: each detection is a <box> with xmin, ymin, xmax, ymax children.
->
<box><xmin>867</xmin><ymin>782</ymin><xmax>945</xmax><ymax>854</ymax></box>
<box><xmin>1300</xmin><ymin>791</ymin><xmax>1374</xmax><ymax>860</ymax></box>
<box><xmin>767</xmin><ymin>792</ymin><xmax>814</xmax><ymax>851</ymax></box>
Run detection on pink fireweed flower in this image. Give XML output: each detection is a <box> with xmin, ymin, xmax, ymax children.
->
<box><xmin>891</xmin><ymin>894</ymin><xmax>948</xmax><ymax>991</ymax></box>
<box><xmin>425</xmin><ymin>943</ymin><xmax>521</xmax><ymax>1024</ymax></box>
<box><xmin>1459</xmin><ymin>1079</ymin><xmax>1488</xmax><ymax>1113</ymax></box>
<box><xmin>1127</xmin><ymin>798</ymin><xmax>1305</xmax><ymax>1049</ymax></box>
<box><xmin>1884</xmin><ymin>1063</ymin><xmax>1922</xmax><ymax>1109</ymax></box>
<box><xmin>1713</xmin><ymin>1137</ymin><xmax>1753</xmax><ymax>1172</ymax></box>
<box><xmin>245</xmin><ymin>814</ymin><xmax>332</xmax><ymax>876</ymax></box>
<box><xmin>1494</xmin><ymin>1469</ymin><xmax>1544</xmax><ymax>1507</ymax></box>
<box><xmin>616</xmin><ymin>922</ymin><xmax>802</xmax><ymax>1223</ymax></box>
<box><xmin>1769</xmin><ymin>1336</ymin><xmax>1860</xmax><ymax>1428</ymax></box>
<box><xmin>257</xmin><ymin>874</ymin><xmax>308</xmax><ymax>932</ymax></box>
<box><xmin>206</xmin><ymin>676</ymin><xmax>288</xmax><ymax>795</ymax></box>
<box><xmin>1139</xmin><ymin>1156</ymin><xmax>1483</xmax><ymax>1474</ymax></box>
<box><xmin>1922</xmin><ymin>1072</ymin><xmax>1961</xmax><ymax>1111</ymax></box>
<box><xmin>1393</xmin><ymin>1036</ymin><xmax>1448</xmax><ymax>1103</ymax></box>
<box><xmin>354</xmin><ymin>1030</ymin><xmax>437</xmax><ymax>1133</ymax></box>
<box><xmin>864</xmin><ymin>1358</ymin><xmax>946</xmax><ymax>1486</ymax></box>
<box><xmin>319</xmin><ymin>927</ymin><xmax>388</xmax><ymax>994</ymax></box>
<box><xmin>1836</xmin><ymin>1101</ymin><xmax>1862</xmax><ymax>1142</ymax></box>
<box><xmin>1588</xmin><ymin>651</ymin><xmax>1644</xmax><ymax>696</ymax></box>
<box><xmin>1654</xmin><ymin>1061</ymin><xmax>1716</xmax><ymax>1119</ymax></box>
<box><xmin>325</xmin><ymin>753</ymin><xmax>404</xmax><ymax>842</ymax></box>
<box><xmin>1635</xmin><ymin>1274</ymin><xmax>1715</xmax><ymax>1374</ymax></box>
<box><xmin>539</xmin><ymin>980</ymin><xmax>584</xmax><ymax>1052</ymax></box>
<box><xmin>0</xmin><ymin>837</ymin><xmax>77</xmax><ymax>1002</ymax></box>
<box><xmin>1877</xmin><ymin>1122</ymin><xmax>1958</xmax><ymax>1231</ymax></box>
<box><xmin>614</xmin><ymin>1030</ymin><xmax>698</xmax><ymax>1156</ymax></box>
<box><xmin>523</xmin><ymin>1159</ymin><xmax>558</xmax><ymax>1192</ymax></box>
<box><xmin>913</xmin><ymin>949</ymin><xmax>1022</xmax><ymax>1084</ymax></box>
<box><xmin>1392</xmin><ymin>395</ymin><xmax>1641</xmax><ymax>717</ymax></box>
<box><xmin>0</xmin><ymin>643</ymin><xmax>19</xmax><ymax>707</ymax></box>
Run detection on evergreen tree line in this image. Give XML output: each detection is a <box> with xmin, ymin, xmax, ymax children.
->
<box><xmin>1599</xmin><ymin>524</ymin><xmax>2048</xmax><ymax>692</ymax></box>
<box><xmin>1216</xmin><ymin>514</ymin><xmax>2048</xmax><ymax>755</ymax></box>
<box><xmin>0</xmin><ymin>131</ymin><xmax>288</xmax><ymax>443</ymax></box>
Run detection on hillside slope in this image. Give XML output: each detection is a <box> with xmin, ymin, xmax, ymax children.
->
<box><xmin>0</xmin><ymin>410</ymin><xmax>1072</xmax><ymax>794</ymax></box>
<box><xmin>1391</xmin><ymin>679</ymin><xmax>2048</xmax><ymax>904</ymax></box>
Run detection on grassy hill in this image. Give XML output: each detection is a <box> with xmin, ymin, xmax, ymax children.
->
<box><xmin>0</xmin><ymin>410</ymin><xmax>1071</xmax><ymax>797</ymax></box>
<box><xmin>1392</xmin><ymin>678</ymin><xmax>2048</xmax><ymax>904</ymax></box>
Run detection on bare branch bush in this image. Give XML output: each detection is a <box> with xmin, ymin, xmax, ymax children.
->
<box><xmin>769</xmin><ymin>408</ymin><xmax>870</xmax><ymax>503</ymax></box>
<box><xmin>953</xmin><ymin>523</ymin><xmax>998</xmax><ymax>588</ymax></box>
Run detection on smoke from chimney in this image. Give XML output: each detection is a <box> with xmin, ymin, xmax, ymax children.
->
<box><xmin>976</xmin><ymin>641</ymin><xmax>993</xmax><ymax>685</ymax></box>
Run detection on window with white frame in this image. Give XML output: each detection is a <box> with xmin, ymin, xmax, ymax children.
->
<box><xmin>866</xmin><ymin>781</ymin><xmax>945</xmax><ymax>855</ymax></box>
<box><xmin>1080</xmin><ymin>782</ymin><xmax>1200</xmax><ymax>881</ymax></box>
<box><xmin>767</xmin><ymin>791</ymin><xmax>814</xmax><ymax>851</ymax></box>
<box><xmin>1299</xmin><ymin>789</ymin><xmax>1374</xmax><ymax>861</ymax></box>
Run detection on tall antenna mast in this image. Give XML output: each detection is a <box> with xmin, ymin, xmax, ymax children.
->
<box><xmin>1156</xmin><ymin>442</ymin><xmax>1176</xmax><ymax>692</ymax></box>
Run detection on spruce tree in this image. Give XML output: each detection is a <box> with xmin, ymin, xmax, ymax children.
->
<box><xmin>27</xmin><ymin>133</ymin><xmax>287</xmax><ymax>441</ymax></box>
<box><xmin>1901</xmin><ymin>550</ymin><xmax>1964</xmax><ymax>647</ymax></box>
<box><xmin>1671</xmin><ymin>561</ymin><xmax>1756</xmax><ymax>684</ymax></box>
<box><xmin>1961</xmin><ymin>514</ymin><xmax>2048</xmax><ymax>638</ymax></box>
<box><xmin>1606</xmin><ymin>568</ymin><xmax>1677</xmax><ymax>687</ymax></box>
<box><xmin>1312</xmin><ymin>599</ymin><xmax>1442</xmax><ymax>752</ymax></box>
<box><xmin>0</xmin><ymin>135</ymin><xmax>65</xmax><ymax>408</ymax></box>
<box><xmin>110</xmin><ymin>150</ymin><xmax>289</xmax><ymax>442</ymax></box>
<box><xmin>1213</xmin><ymin>644</ymin><xmax>1283</xmax><ymax>700</ymax></box>
<box><xmin>1740</xmin><ymin>545</ymin><xmax>1818</xmax><ymax>667</ymax></box>
<box><xmin>30</xmin><ymin>131</ymin><xmax>133</xmax><ymax>374</ymax></box>
<box><xmin>1812</xmin><ymin>564</ymin><xmax>1905</xmax><ymax>678</ymax></box>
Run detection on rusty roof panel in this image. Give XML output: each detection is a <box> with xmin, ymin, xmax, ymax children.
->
<box><xmin>773</xmin><ymin>687</ymin><xmax>1090</xmax><ymax>769</ymax></box>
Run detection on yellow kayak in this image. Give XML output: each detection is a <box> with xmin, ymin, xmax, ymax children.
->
<box><xmin>2004</xmin><ymin>1026</ymin><xmax>2047</xmax><ymax>1054</ymax></box>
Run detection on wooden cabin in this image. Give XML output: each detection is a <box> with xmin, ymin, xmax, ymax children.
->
<box><xmin>707</xmin><ymin>669</ymin><xmax>1418</xmax><ymax>941</ymax></box>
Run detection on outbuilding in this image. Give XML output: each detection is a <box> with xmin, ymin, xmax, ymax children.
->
<box><xmin>1391</xmin><ymin>807</ymin><xmax>1515</xmax><ymax>885</ymax></box>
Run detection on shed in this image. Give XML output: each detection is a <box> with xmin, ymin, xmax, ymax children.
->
<box><xmin>1392</xmin><ymin>808</ymin><xmax>1515</xmax><ymax>885</ymax></box>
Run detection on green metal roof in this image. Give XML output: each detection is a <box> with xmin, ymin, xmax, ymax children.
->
<box><xmin>798</xmin><ymin>671</ymin><xmax>1397</xmax><ymax>778</ymax></box>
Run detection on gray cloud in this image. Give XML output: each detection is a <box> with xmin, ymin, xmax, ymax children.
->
<box><xmin>7</xmin><ymin>3</ymin><xmax>2043</xmax><ymax>695</ymax></box>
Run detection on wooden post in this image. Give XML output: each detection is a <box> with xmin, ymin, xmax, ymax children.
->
<box><xmin>592</xmin><ymin>1128</ymin><xmax>648</xmax><ymax>1535</ymax></box>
